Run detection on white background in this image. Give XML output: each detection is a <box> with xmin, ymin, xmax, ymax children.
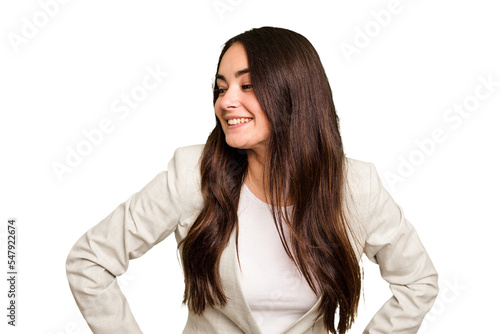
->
<box><xmin>1</xmin><ymin>0</ymin><xmax>499</xmax><ymax>333</ymax></box>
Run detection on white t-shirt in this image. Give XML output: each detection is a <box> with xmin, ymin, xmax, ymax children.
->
<box><xmin>237</xmin><ymin>183</ymin><xmax>319</xmax><ymax>333</ymax></box>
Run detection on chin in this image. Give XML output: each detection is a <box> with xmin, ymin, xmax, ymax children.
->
<box><xmin>225</xmin><ymin>138</ymin><xmax>248</xmax><ymax>150</ymax></box>
<box><xmin>226</xmin><ymin>142</ymin><xmax>245</xmax><ymax>150</ymax></box>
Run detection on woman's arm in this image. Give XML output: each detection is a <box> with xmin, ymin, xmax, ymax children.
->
<box><xmin>362</xmin><ymin>163</ymin><xmax>439</xmax><ymax>334</ymax></box>
<box><xmin>65</xmin><ymin>146</ymin><xmax>202</xmax><ymax>333</ymax></box>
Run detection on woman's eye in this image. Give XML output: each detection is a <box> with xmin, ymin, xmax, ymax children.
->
<box><xmin>215</xmin><ymin>85</ymin><xmax>252</xmax><ymax>96</ymax></box>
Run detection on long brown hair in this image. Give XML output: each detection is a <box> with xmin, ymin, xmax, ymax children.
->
<box><xmin>179</xmin><ymin>26</ymin><xmax>361</xmax><ymax>334</ymax></box>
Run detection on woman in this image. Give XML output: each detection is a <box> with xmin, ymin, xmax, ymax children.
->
<box><xmin>66</xmin><ymin>26</ymin><xmax>439</xmax><ymax>334</ymax></box>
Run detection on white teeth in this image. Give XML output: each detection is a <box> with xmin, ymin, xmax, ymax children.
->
<box><xmin>228</xmin><ymin>118</ymin><xmax>252</xmax><ymax>125</ymax></box>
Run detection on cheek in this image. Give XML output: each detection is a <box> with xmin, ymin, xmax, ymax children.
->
<box><xmin>260</xmin><ymin>116</ymin><xmax>272</xmax><ymax>137</ymax></box>
<box><xmin>247</xmin><ymin>96</ymin><xmax>263</xmax><ymax>112</ymax></box>
<box><xmin>214</xmin><ymin>102</ymin><xmax>223</xmax><ymax>121</ymax></box>
<box><xmin>215</xmin><ymin>110</ymin><xmax>227</xmax><ymax>131</ymax></box>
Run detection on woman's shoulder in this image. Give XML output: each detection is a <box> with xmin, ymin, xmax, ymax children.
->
<box><xmin>164</xmin><ymin>143</ymin><xmax>206</xmax><ymax>211</ymax></box>
<box><xmin>343</xmin><ymin>157</ymin><xmax>386</xmax><ymax>255</ymax></box>
<box><xmin>343</xmin><ymin>157</ymin><xmax>390</xmax><ymax>222</ymax></box>
<box><xmin>172</xmin><ymin>143</ymin><xmax>205</xmax><ymax>161</ymax></box>
<box><xmin>345</xmin><ymin>157</ymin><xmax>373</xmax><ymax>174</ymax></box>
<box><xmin>167</xmin><ymin>143</ymin><xmax>205</xmax><ymax>177</ymax></box>
<box><xmin>343</xmin><ymin>156</ymin><xmax>404</xmax><ymax>236</ymax></box>
<box><xmin>344</xmin><ymin>157</ymin><xmax>376</xmax><ymax>198</ymax></box>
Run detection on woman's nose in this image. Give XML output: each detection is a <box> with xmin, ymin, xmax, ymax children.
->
<box><xmin>219</xmin><ymin>87</ymin><xmax>240</xmax><ymax>109</ymax></box>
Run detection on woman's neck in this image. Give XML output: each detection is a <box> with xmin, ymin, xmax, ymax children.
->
<box><xmin>245</xmin><ymin>149</ymin><xmax>292</xmax><ymax>207</ymax></box>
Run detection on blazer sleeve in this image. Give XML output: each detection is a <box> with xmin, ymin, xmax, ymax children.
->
<box><xmin>65</xmin><ymin>147</ymin><xmax>200</xmax><ymax>334</ymax></box>
<box><xmin>362</xmin><ymin>163</ymin><xmax>439</xmax><ymax>334</ymax></box>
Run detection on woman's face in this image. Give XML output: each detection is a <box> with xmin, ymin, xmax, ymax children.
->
<box><xmin>214</xmin><ymin>42</ymin><xmax>271</xmax><ymax>155</ymax></box>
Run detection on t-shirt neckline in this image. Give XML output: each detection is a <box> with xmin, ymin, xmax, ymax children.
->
<box><xmin>242</xmin><ymin>182</ymin><xmax>294</xmax><ymax>208</ymax></box>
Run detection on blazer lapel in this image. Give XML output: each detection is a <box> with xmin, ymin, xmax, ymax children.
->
<box><xmin>218</xmin><ymin>228</ymin><xmax>263</xmax><ymax>333</ymax></box>
<box><xmin>281</xmin><ymin>298</ymin><xmax>323</xmax><ymax>333</ymax></box>
<box><xmin>218</xmin><ymin>228</ymin><xmax>323</xmax><ymax>334</ymax></box>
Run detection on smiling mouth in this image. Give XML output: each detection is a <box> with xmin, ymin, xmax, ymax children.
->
<box><xmin>227</xmin><ymin>117</ymin><xmax>253</xmax><ymax>125</ymax></box>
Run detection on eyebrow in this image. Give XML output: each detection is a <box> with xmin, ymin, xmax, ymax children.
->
<box><xmin>216</xmin><ymin>68</ymin><xmax>250</xmax><ymax>81</ymax></box>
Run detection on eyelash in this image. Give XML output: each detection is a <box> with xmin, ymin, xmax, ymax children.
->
<box><xmin>215</xmin><ymin>84</ymin><xmax>253</xmax><ymax>95</ymax></box>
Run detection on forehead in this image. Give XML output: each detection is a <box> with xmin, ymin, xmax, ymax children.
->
<box><xmin>218</xmin><ymin>43</ymin><xmax>249</xmax><ymax>75</ymax></box>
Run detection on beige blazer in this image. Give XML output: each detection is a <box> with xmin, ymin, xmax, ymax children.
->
<box><xmin>66</xmin><ymin>144</ymin><xmax>439</xmax><ymax>334</ymax></box>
